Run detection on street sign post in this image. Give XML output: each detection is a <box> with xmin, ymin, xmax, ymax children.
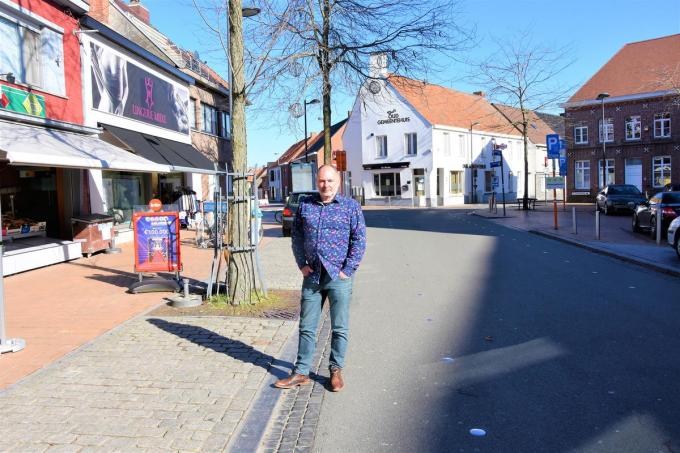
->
<box><xmin>546</xmin><ymin>176</ymin><xmax>566</xmax><ymax>190</ymax></box>
<box><xmin>490</xmin><ymin>161</ymin><xmax>502</xmax><ymax>168</ymax></box>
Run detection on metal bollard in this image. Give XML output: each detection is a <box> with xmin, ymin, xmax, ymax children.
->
<box><xmin>572</xmin><ymin>207</ymin><xmax>577</xmax><ymax>234</ymax></box>
<box><xmin>595</xmin><ymin>211</ymin><xmax>600</xmax><ymax>240</ymax></box>
<box><xmin>183</xmin><ymin>278</ymin><xmax>190</xmax><ymax>298</ymax></box>
<box><xmin>657</xmin><ymin>211</ymin><xmax>662</xmax><ymax>245</ymax></box>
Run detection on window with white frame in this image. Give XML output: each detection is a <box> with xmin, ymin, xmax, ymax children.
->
<box><xmin>376</xmin><ymin>135</ymin><xmax>387</xmax><ymax>157</ymax></box>
<box><xmin>574</xmin><ymin>124</ymin><xmax>588</xmax><ymax>144</ymax></box>
<box><xmin>598</xmin><ymin>118</ymin><xmax>614</xmax><ymax>143</ymax></box>
<box><xmin>201</xmin><ymin>103</ymin><xmax>218</xmax><ymax>134</ymax></box>
<box><xmin>458</xmin><ymin>135</ymin><xmax>466</xmax><ymax>158</ymax></box>
<box><xmin>442</xmin><ymin>132</ymin><xmax>451</xmax><ymax>156</ymax></box>
<box><xmin>449</xmin><ymin>171</ymin><xmax>463</xmax><ymax>193</ymax></box>
<box><xmin>625</xmin><ymin>115</ymin><xmax>641</xmax><ymax>140</ymax></box>
<box><xmin>598</xmin><ymin>159</ymin><xmax>615</xmax><ymax>188</ymax></box>
<box><xmin>405</xmin><ymin>133</ymin><xmax>417</xmax><ymax>155</ymax></box>
<box><xmin>0</xmin><ymin>14</ymin><xmax>65</xmax><ymax>95</ymax></box>
<box><xmin>653</xmin><ymin>156</ymin><xmax>671</xmax><ymax>187</ymax></box>
<box><xmin>575</xmin><ymin>160</ymin><xmax>590</xmax><ymax>189</ymax></box>
<box><xmin>654</xmin><ymin>113</ymin><xmax>671</xmax><ymax>138</ymax></box>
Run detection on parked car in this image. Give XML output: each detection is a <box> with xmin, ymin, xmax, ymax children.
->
<box><xmin>668</xmin><ymin>216</ymin><xmax>680</xmax><ymax>258</ymax></box>
<box><xmin>281</xmin><ymin>191</ymin><xmax>318</xmax><ymax>237</ymax></box>
<box><xmin>595</xmin><ymin>184</ymin><xmax>646</xmax><ymax>215</ymax></box>
<box><xmin>632</xmin><ymin>191</ymin><xmax>680</xmax><ymax>238</ymax></box>
<box><xmin>663</xmin><ymin>183</ymin><xmax>680</xmax><ymax>192</ymax></box>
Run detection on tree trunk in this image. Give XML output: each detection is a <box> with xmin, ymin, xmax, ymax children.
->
<box><xmin>228</xmin><ymin>0</ymin><xmax>253</xmax><ymax>304</ymax></box>
<box><xmin>321</xmin><ymin>0</ymin><xmax>332</xmax><ymax>165</ymax></box>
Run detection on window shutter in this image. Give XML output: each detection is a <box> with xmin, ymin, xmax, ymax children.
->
<box><xmin>40</xmin><ymin>28</ymin><xmax>65</xmax><ymax>95</ymax></box>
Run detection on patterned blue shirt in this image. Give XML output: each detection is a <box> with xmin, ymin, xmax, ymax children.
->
<box><xmin>292</xmin><ymin>193</ymin><xmax>367</xmax><ymax>283</ymax></box>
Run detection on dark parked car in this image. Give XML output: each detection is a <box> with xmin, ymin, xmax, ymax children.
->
<box><xmin>632</xmin><ymin>191</ymin><xmax>680</xmax><ymax>238</ymax></box>
<box><xmin>595</xmin><ymin>184</ymin><xmax>646</xmax><ymax>215</ymax></box>
<box><xmin>281</xmin><ymin>191</ymin><xmax>318</xmax><ymax>237</ymax></box>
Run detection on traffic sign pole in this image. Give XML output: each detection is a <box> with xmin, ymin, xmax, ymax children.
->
<box><xmin>553</xmin><ymin>158</ymin><xmax>558</xmax><ymax>230</ymax></box>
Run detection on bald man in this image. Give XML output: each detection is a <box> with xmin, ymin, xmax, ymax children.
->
<box><xmin>275</xmin><ymin>165</ymin><xmax>366</xmax><ymax>392</ymax></box>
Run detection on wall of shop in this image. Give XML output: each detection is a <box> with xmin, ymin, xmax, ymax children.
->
<box><xmin>0</xmin><ymin>0</ymin><xmax>84</xmax><ymax>124</ymax></box>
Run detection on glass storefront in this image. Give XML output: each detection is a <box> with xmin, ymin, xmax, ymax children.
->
<box><xmin>159</xmin><ymin>173</ymin><xmax>186</xmax><ymax>204</ymax></box>
<box><xmin>102</xmin><ymin>171</ymin><xmax>151</xmax><ymax>226</ymax></box>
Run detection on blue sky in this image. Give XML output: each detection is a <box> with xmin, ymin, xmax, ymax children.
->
<box><xmin>141</xmin><ymin>0</ymin><xmax>680</xmax><ymax>167</ymax></box>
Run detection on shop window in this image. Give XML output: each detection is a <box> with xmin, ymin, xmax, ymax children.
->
<box><xmin>449</xmin><ymin>171</ymin><xmax>463</xmax><ymax>194</ymax></box>
<box><xmin>102</xmin><ymin>171</ymin><xmax>150</xmax><ymax>226</ymax></box>
<box><xmin>575</xmin><ymin>160</ymin><xmax>590</xmax><ymax>189</ymax></box>
<box><xmin>598</xmin><ymin>118</ymin><xmax>614</xmax><ymax>143</ymax></box>
<box><xmin>625</xmin><ymin>115</ymin><xmax>641</xmax><ymax>141</ymax></box>
<box><xmin>654</xmin><ymin>113</ymin><xmax>671</xmax><ymax>138</ymax></box>
<box><xmin>376</xmin><ymin>135</ymin><xmax>387</xmax><ymax>157</ymax></box>
<box><xmin>405</xmin><ymin>133</ymin><xmax>417</xmax><ymax>155</ymax></box>
<box><xmin>201</xmin><ymin>103</ymin><xmax>218</xmax><ymax>134</ymax></box>
<box><xmin>574</xmin><ymin>125</ymin><xmax>588</xmax><ymax>144</ymax></box>
<box><xmin>0</xmin><ymin>15</ymin><xmax>64</xmax><ymax>95</ymax></box>
<box><xmin>598</xmin><ymin>159</ymin><xmax>615</xmax><ymax>188</ymax></box>
<box><xmin>189</xmin><ymin>98</ymin><xmax>197</xmax><ymax>129</ymax></box>
<box><xmin>372</xmin><ymin>172</ymin><xmax>401</xmax><ymax>196</ymax></box>
<box><xmin>653</xmin><ymin>156</ymin><xmax>671</xmax><ymax>187</ymax></box>
<box><xmin>413</xmin><ymin>169</ymin><xmax>425</xmax><ymax>196</ymax></box>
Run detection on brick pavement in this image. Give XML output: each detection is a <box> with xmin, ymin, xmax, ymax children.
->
<box><xmin>0</xmin><ymin>315</ymin><xmax>296</xmax><ymax>453</ymax></box>
<box><xmin>255</xmin><ymin>310</ymin><xmax>332</xmax><ymax>453</ymax></box>
<box><xmin>0</xmin><ymin>232</ymin><xmax>214</xmax><ymax>389</ymax></box>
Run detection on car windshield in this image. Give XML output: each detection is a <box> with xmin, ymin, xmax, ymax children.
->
<box><xmin>608</xmin><ymin>186</ymin><xmax>641</xmax><ymax>195</ymax></box>
<box><xmin>288</xmin><ymin>193</ymin><xmax>316</xmax><ymax>204</ymax></box>
<box><xmin>662</xmin><ymin>193</ymin><xmax>680</xmax><ymax>203</ymax></box>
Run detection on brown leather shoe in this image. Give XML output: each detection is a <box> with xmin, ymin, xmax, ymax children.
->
<box><xmin>329</xmin><ymin>368</ymin><xmax>344</xmax><ymax>392</ymax></box>
<box><xmin>274</xmin><ymin>373</ymin><xmax>311</xmax><ymax>389</ymax></box>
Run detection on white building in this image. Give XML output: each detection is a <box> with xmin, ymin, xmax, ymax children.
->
<box><xmin>343</xmin><ymin>58</ymin><xmax>560</xmax><ymax>206</ymax></box>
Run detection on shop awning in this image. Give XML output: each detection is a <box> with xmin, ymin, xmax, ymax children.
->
<box><xmin>0</xmin><ymin>120</ymin><xmax>170</xmax><ymax>173</ymax></box>
<box><xmin>100</xmin><ymin>124</ymin><xmax>216</xmax><ymax>174</ymax></box>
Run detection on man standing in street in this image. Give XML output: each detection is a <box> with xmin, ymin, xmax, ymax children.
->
<box><xmin>275</xmin><ymin>165</ymin><xmax>366</xmax><ymax>392</ymax></box>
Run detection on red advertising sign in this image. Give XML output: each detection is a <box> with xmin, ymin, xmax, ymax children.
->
<box><xmin>149</xmin><ymin>198</ymin><xmax>162</xmax><ymax>212</ymax></box>
<box><xmin>132</xmin><ymin>211</ymin><xmax>181</xmax><ymax>273</ymax></box>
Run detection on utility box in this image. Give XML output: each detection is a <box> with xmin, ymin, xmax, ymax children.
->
<box><xmin>72</xmin><ymin>214</ymin><xmax>115</xmax><ymax>257</ymax></box>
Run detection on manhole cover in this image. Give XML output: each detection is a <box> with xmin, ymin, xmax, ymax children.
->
<box><xmin>262</xmin><ymin>308</ymin><xmax>299</xmax><ymax>320</ymax></box>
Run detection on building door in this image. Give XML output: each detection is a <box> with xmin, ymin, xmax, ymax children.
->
<box><xmin>413</xmin><ymin>169</ymin><xmax>426</xmax><ymax>196</ymax></box>
<box><xmin>625</xmin><ymin>158</ymin><xmax>643</xmax><ymax>191</ymax></box>
<box><xmin>536</xmin><ymin>173</ymin><xmax>548</xmax><ymax>201</ymax></box>
<box><xmin>437</xmin><ymin>168</ymin><xmax>444</xmax><ymax>205</ymax></box>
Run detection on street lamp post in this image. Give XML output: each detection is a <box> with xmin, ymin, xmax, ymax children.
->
<box><xmin>469</xmin><ymin>121</ymin><xmax>480</xmax><ymax>204</ymax></box>
<box><xmin>597</xmin><ymin>92</ymin><xmax>610</xmax><ymax>192</ymax></box>
<box><xmin>304</xmin><ymin>99</ymin><xmax>320</xmax><ymax>163</ymax></box>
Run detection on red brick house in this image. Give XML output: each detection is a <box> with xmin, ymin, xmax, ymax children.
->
<box><xmin>563</xmin><ymin>34</ymin><xmax>680</xmax><ymax>201</ymax></box>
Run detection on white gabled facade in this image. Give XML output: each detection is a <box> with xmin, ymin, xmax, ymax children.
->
<box><xmin>344</xmin><ymin>77</ymin><xmax>555</xmax><ymax>207</ymax></box>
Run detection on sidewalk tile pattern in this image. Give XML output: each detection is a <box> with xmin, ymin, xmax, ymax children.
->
<box><xmin>0</xmin><ymin>316</ymin><xmax>295</xmax><ymax>453</ymax></box>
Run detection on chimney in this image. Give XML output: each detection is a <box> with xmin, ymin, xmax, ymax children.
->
<box><xmin>128</xmin><ymin>0</ymin><xmax>151</xmax><ymax>24</ymax></box>
<box><xmin>473</xmin><ymin>91</ymin><xmax>485</xmax><ymax>97</ymax></box>
<box><xmin>89</xmin><ymin>0</ymin><xmax>111</xmax><ymax>23</ymax></box>
<box><xmin>369</xmin><ymin>53</ymin><xmax>388</xmax><ymax>79</ymax></box>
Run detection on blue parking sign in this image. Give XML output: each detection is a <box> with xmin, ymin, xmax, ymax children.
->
<box><xmin>546</xmin><ymin>134</ymin><xmax>561</xmax><ymax>159</ymax></box>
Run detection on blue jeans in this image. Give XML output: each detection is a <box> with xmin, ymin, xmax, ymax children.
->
<box><xmin>295</xmin><ymin>270</ymin><xmax>353</xmax><ymax>376</ymax></box>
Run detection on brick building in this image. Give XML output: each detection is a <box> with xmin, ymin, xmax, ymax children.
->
<box><xmin>564</xmin><ymin>34</ymin><xmax>680</xmax><ymax>201</ymax></box>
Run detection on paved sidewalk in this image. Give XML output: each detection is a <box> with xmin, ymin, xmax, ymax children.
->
<box><xmin>474</xmin><ymin>202</ymin><xmax>680</xmax><ymax>276</ymax></box>
<box><xmin>0</xmin><ymin>316</ymin><xmax>295</xmax><ymax>452</ymax></box>
<box><xmin>0</xmin><ymin>216</ymin><xmax>307</xmax><ymax>453</ymax></box>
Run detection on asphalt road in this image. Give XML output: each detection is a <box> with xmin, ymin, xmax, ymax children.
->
<box><xmin>313</xmin><ymin>208</ymin><xmax>680</xmax><ymax>453</ymax></box>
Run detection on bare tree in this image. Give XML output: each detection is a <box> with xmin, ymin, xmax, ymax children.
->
<box><xmin>475</xmin><ymin>32</ymin><xmax>574</xmax><ymax>210</ymax></box>
<box><xmin>247</xmin><ymin>0</ymin><xmax>474</xmax><ymax>163</ymax></box>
